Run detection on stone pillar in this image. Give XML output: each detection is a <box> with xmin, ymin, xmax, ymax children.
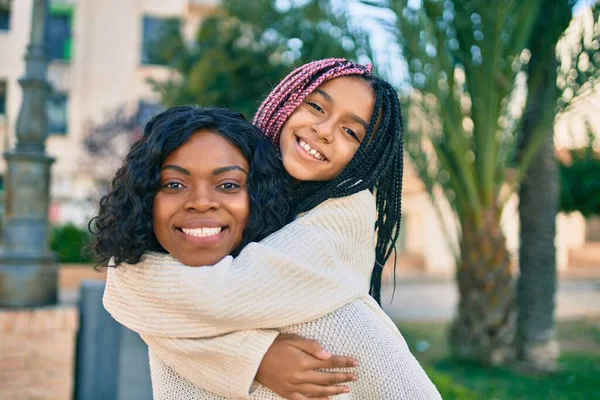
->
<box><xmin>0</xmin><ymin>0</ymin><xmax>57</xmax><ymax>307</ymax></box>
<box><xmin>75</xmin><ymin>281</ymin><xmax>153</xmax><ymax>400</ymax></box>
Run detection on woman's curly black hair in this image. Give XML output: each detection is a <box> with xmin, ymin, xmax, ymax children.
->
<box><xmin>89</xmin><ymin>105</ymin><xmax>291</xmax><ymax>267</ymax></box>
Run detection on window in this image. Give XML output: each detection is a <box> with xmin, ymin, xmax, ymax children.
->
<box><xmin>141</xmin><ymin>16</ymin><xmax>180</xmax><ymax>65</ymax></box>
<box><xmin>0</xmin><ymin>0</ymin><xmax>10</xmax><ymax>31</ymax></box>
<box><xmin>0</xmin><ymin>81</ymin><xmax>6</xmax><ymax>116</ymax></box>
<box><xmin>45</xmin><ymin>4</ymin><xmax>73</xmax><ymax>61</ymax></box>
<box><xmin>47</xmin><ymin>93</ymin><xmax>68</xmax><ymax>134</ymax></box>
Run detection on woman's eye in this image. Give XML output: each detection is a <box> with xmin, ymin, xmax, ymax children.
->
<box><xmin>217</xmin><ymin>182</ymin><xmax>242</xmax><ymax>191</ymax></box>
<box><xmin>163</xmin><ymin>182</ymin><xmax>184</xmax><ymax>190</ymax></box>
<box><xmin>307</xmin><ymin>102</ymin><xmax>324</xmax><ymax>113</ymax></box>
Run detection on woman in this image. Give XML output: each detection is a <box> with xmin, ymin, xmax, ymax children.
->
<box><xmin>101</xmin><ymin>60</ymin><xmax>441</xmax><ymax>399</ymax></box>
<box><xmin>93</xmin><ymin>106</ymin><xmax>359</xmax><ymax>399</ymax></box>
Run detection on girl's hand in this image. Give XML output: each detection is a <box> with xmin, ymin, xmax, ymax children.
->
<box><xmin>255</xmin><ymin>334</ymin><xmax>358</xmax><ymax>400</ymax></box>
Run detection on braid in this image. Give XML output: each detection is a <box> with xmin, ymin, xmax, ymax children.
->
<box><xmin>254</xmin><ymin>60</ymin><xmax>403</xmax><ymax>304</ymax></box>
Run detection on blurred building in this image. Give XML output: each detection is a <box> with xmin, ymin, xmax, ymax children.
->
<box><xmin>0</xmin><ymin>0</ymin><xmax>217</xmax><ymax>226</ymax></box>
<box><xmin>0</xmin><ymin>0</ymin><xmax>597</xmax><ymax>273</ymax></box>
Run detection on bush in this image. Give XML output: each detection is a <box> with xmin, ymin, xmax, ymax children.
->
<box><xmin>425</xmin><ymin>368</ymin><xmax>479</xmax><ymax>400</ymax></box>
<box><xmin>559</xmin><ymin>135</ymin><xmax>600</xmax><ymax>217</ymax></box>
<box><xmin>50</xmin><ymin>223</ymin><xmax>93</xmax><ymax>263</ymax></box>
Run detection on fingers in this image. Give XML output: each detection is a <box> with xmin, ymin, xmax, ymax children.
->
<box><xmin>278</xmin><ymin>334</ymin><xmax>361</xmax><ymax>369</ymax></box>
<box><xmin>306</xmin><ymin>354</ymin><xmax>359</xmax><ymax>371</ymax></box>
<box><xmin>323</xmin><ymin>354</ymin><xmax>359</xmax><ymax>369</ymax></box>
<box><xmin>295</xmin><ymin>382</ymin><xmax>350</xmax><ymax>398</ymax></box>
<box><xmin>304</xmin><ymin>369</ymin><xmax>358</xmax><ymax>386</ymax></box>
<box><xmin>288</xmin><ymin>394</ymin><xmax>328</xmax><ymax>400</ymax></box>
<box><xmin>284</xmin><ymin>335</ymin><xmax>332</xmax><ymax>360</ymax></box>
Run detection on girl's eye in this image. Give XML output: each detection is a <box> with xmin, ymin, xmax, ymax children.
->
<box><xmin>344</xmin><ymin>127</ymin><xmax>360</xmax><ymax>141</ymax></box>
<box><xmin>217</xmin><ymin>182</ymin><xmax>242</xmax><ymax>191</ymax></box>
<box><xmin>162</xmin><ymin>181</ymin><xmax>184</xmax><ymax>190</ymax></box>
<box><xmin>307</xmin><ymin>102</ymin><xmax>324</xmax><ymax>113</ymax></box>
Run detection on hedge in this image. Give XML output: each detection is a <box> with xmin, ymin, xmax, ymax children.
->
<box><xmin>50</xmin><ymin>223</ymin><xmax>93</xmax><ymax>263</ymax></box>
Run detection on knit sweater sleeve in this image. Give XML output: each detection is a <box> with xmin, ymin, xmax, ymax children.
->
<box><xmin>142</xmin><ymin>330</ymin><xmax>278</xmax><ymax>398</ymax></box>
<box><xmin>103</xmin><ymin>190</ymin><xmax>376</xmax><ymax>338</ymax></box>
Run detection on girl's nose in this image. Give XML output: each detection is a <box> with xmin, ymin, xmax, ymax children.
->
<box><xmin>311</xmin><ymin>117</ymin><xmax>336</xmax><ymax>143</ymax></box>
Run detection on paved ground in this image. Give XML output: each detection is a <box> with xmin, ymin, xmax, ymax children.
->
<box><xmin>381</xmin><ymin>276</ymin><xmax>600</xmax><ymax>322</ymax></box>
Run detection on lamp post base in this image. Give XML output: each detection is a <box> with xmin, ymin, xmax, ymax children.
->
<box><xmin>0</xmin><ymin>252</ymin><xmax>58</xmax><ymax>308</ymax></box>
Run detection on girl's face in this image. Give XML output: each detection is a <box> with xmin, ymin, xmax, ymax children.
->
<box><xmin>152</xmin><ymin>130</ymin><xmax>250</xmax><ymax>266</ymax></box>
<box><xmin>278</xmin><ymin>76</ymin><xmax>375</xmax><ymax>182</ymax></box>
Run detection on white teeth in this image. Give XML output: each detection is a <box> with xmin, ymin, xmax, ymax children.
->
<box><xmin>181</xmin><ymin>227</ymin><xmax>223</xmax><ymax>238</ymax></box>
<box><xmin>298</xmin><ymin>139</ymin><xmax>325</xmax><ymax>161</ymax></box>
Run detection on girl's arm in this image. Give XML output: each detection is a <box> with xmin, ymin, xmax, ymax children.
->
<box><xmin>104</xmin><ymin>190</ymin><xmax>376</xmax><ymax>337</ymax></box>
<box><xmin>143</xmin><ymin>330</ymin><xmax>278</xmax><ymax>398</ymax></box>
<box><xmin>143</xmin><ymin>332</ymin><xmax>358</xmax><ymax>399</ymax></box>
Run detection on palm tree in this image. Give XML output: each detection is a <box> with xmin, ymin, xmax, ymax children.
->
<box><xmin>377</xmin><ymin>0</ymin><xmax>550</xmax><ymax>364</ymax></box>
<box><xmin>517</xmin><ymin>2</ymin><xmax>600</xmax><ymax>370</ymax></box>
<box><xmin>516</xmin><ymin>2</ymin><xmax>572</xmax><ymax>371</ymax></box>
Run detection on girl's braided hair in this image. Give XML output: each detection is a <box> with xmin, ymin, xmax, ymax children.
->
<box><xmin>253</xmin><ymin>58</ymin><xmax>404</xmax><ymax>303</ymax></box>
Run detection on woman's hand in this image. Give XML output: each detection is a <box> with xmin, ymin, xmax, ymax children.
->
<box><xmin>255</xmin><ymin>334</ymin><xmax>358</xmax><ymax>400</ymax></box>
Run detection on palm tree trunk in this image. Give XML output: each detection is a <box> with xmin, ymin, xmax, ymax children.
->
<box><xmin>450</xmin><ymin>209</ymin><xmax>517</xmax><ymax>365</ymax></box>
<box><xmin>515</xmin><ymin>0</ymin><xmax>567</xmax><ymax>368</ymax></box>
<box><xmin>516</xmin><ymin>49</ymin><xmax>561</xmax><ymax>368</ymax></box>
<box><xmin>517</xmin><ymin>130</ymin><xmax>560</xmax><ymax>370</ymax></box>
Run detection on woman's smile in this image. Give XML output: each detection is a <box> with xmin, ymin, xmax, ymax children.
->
<box><xmin>176</xmin><ymin>225</ymin><xmax>227</xmax><ymax>245</ymax></box>
<box><xmin>179</xmin><ymin>227</ymin><xmax>223</xmax><ymax>238</ymax></box>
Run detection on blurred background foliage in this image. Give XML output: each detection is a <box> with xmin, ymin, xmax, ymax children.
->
<box><xmin>50</xmin><ymin>223</ymin><xmax>93</xmax><ymax>263</ymax></box>
<box><xmin>360</xmin><ymin>0</ymin><xmax>571</xmax><ymax>366</ymax></box>
<box><xmin>559</xmin><ymin>124</ymin><xmax>600</xmax><ymax>217</ymax></box>
<box><xmin>146</xmin><ymin>0</ymin><xmax>373</xmax><ymax>118</ymax></box>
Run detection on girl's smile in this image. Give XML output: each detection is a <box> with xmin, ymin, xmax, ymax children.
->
<box><xmin>295</xmin><ymin>136</ymin><xmax>328</xmax><ymax>162</ymax></box>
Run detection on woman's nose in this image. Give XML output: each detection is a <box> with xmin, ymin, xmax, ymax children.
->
<box><xmin>183</xmin><ymin>185</ymin><xmax>219</xmax><ymax>212</ymax></box>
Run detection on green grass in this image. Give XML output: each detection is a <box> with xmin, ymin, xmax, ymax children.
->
<box><xmin>398</xmin><ymin>317</ymin><xmax>600</xmax><ymax>400</ymax></box>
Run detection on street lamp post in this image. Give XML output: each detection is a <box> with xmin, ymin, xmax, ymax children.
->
<box><xmin>0</xmin><ymin>0</ymin><xmax>57</xmax><ymax>307</ymax></box>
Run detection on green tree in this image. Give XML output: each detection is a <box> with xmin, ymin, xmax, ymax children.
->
<box><xmin>149</xmin><ymin>0</ymin><xmax>372</xmax><ymax>118</ymax></box>
<box><xmin>376</xmin><ymin>0</ymin><xmax>556</xmax><ymax>364</ymax></box>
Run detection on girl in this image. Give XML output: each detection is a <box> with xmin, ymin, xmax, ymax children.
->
<box><xmin>102</xmin><ymin>59</ymin><xmax>440</xmax><ymax>399</ymax></box>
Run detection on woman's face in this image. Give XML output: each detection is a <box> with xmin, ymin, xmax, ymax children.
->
<box><xmin>152</xmin><ymin>130</ymin><xmax>250</xmax><ymax>266</ymax></box>
<box><xmin>278</xmin><ymin>76</ymin><xmax>375</xmax><ymax>182</ymax></box>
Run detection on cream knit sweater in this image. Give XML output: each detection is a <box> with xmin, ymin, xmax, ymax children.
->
<box><xmin>104</xmin><ymin>190</ymin><xmax>441</xmax><ymax>399</ymax></box>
